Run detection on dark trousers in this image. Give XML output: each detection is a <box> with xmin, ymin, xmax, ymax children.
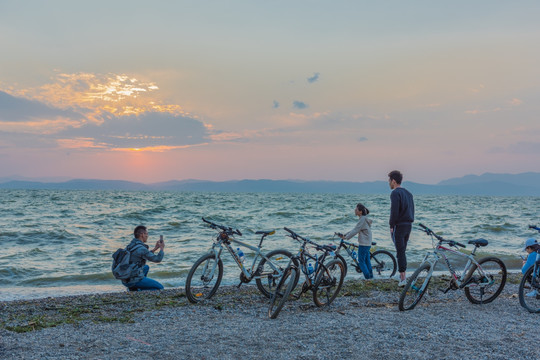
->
<box><xmin>392</xmin><ymin>223</ymin><xmax>412</xmax><ymax>273</ymax></box>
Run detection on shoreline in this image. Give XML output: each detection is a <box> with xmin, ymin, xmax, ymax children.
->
<box><xmin>0</xmin><ymin>269</ymin><xmax>526</xmax><ymax>303</ymax></box>
<box><xmin>1</xmin><ymin>273</ymin><xmax>538</xmax><ymax>359</ymax></box>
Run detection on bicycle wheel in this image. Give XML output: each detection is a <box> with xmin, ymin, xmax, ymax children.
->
<box><xmin>185</xmin><ymin>253</ymin><xmax>223</xmax><ymax>303</ymax></box>
<box><xmin>313</xmin><ymin>259</ymin><xmax>346</xmax><ymax>307</ymax></box>
<box><xmin>255</xmin><ymin>249</ymin><xmax>294</xmax><ymax>298</ymax></box>
<box><xmin>268</xmin><ymin>266</ymin><xmax>297</xmax><ymax>319</ymax></box>
<box><xmin>464</xmin><ymin>256</ymin><xmax>507</xmax><ymax>304</ymax></box>
<box><xmin>518</xmin><ymin>266</ymin><xmax>540</xmax><ymax>313</ymax></box>
<box><xmin>398</xmin><ymin>262</ymin><xmax>431</xmax><ymax>311</ymax></box>
<box><xmin>371</xmin><ymin>250</ymin><xmax>397</xmax><ymax>278</ymax></box>
<box><xmin>331</xmin><ymin>253</ymin><xmax>348</xmax><ymax>278</ymax></box>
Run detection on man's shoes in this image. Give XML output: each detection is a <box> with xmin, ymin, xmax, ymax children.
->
<box><xmin>398</xmin><ymin>279</ymin><xmax>408</xmax><ymax>287</ymax></box>
<box><xmin>526</xmin><ymin>290</ymin><xmax>538</xmax><ymax>297</ymax></box>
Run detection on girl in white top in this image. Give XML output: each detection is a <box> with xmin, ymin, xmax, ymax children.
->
<box><xmin>339</xmin><ymin>203</ymin><xmax>373</xmax><ymax>279</ymax></box>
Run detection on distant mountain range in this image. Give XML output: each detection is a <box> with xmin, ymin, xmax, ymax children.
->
<box><xmin>0</xmin><ymin>172</ymin><xmax>539</xmax><ymax>196</ymax></box>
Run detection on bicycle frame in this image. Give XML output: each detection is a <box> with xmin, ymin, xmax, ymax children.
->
<box><xmin>201</xmin><ymin>218</ymin><xmax>285</xmax><ymax>285</ymax></box>
<box><xmin>419</xmin><ymin>242</ymin><xmax>480</xmax><ymax>289</ymax></box>
<box><xmin>208</xmin><ymin>236</ymin><xmax>273</xmax><ymax>281</ymax></box>
<box><xmin>283</xmin><ymin>229</ymin><xmax>337</xmax><ymax>296</ymax></box>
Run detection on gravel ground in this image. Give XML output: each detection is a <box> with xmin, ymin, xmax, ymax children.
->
<box><xmin>0</xmin><ymin>275</ymin><xmax>538</xmax><ymax>360</ymax></box>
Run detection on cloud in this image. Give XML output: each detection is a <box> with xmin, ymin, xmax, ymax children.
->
<box><xmin>465</xmin><ymin>107</ymin><xmax>502</xmax><ymax>115</ymax></box>
<box><xmin>293</xmin><ymin>101</ymin><xmax>308</xmax><ymax>109</ymax></box>
<box><xmin>307</xmin><ymin>73</ymin><xmax>320</xmax><ymax>83</ymax></box>
<box><xmin>272</xmin><ymin>100</ymin><xmax>280</xmax><ymax>109</ymax></box>
<box><xmin>0</xmin><ymin>72</ymin><xmax>214</xmax><ymax>152</ymax></box>
<box><xmin>0</xmin><ymin>91</ymin><xmax>83</xmax><ymax>123</ymax></box>
<box><xmin>357</xmin><ymin>137</ymin><xmax>368</xmax><ymax>142</ymax></box>
<box><xmin>55</xmin><ymin>112</ymin><xmax>209</xmax><ymax>150</ymax></box>
<box><xmin>509</xmin><ymin>98</ymin><xmax>523</xmax><ymax>106</ymax></box>
<box><xmin>469</xmin><ymin>84</ymin><xmax>485</xmax><ymax>93</ymax></box>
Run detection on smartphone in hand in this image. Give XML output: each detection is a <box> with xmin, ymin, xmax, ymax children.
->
<box><xmin>160</xmin><ymin>235</ymin><xmax>164</xmax><ymax>243</ymax></box>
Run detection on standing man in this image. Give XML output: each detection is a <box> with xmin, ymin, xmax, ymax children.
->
<box><xmin>388</xmin><ymin>170</ymin><xmax>414</xmax><ymax>287</ymax></box>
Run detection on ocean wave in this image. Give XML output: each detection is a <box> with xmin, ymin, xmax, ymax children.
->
<box><xmin>1</xmin><ymin>190</ymin><xmax>539</xmax><ymax>299</ymax></box>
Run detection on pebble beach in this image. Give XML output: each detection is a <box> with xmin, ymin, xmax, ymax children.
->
<box><xmin>1</xmin><ymin>273</ymin><xmax>537</xmax><ymax>360</ymax></box>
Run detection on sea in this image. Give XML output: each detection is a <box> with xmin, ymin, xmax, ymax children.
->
<box><xmin>1</xmin><ymin>189</ymin><xmax>539</xmax><ymax>301</ymax></box>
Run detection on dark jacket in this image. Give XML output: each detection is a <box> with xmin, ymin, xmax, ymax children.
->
<box><xmin>389</xmin><ymin>187</ymin><xmax>414</xmax><ymax>228</ymax></box>
<box><xmin>122</xmin><ymin>238</ymin><xmax>164</xmax><ymax>285</ymax></box>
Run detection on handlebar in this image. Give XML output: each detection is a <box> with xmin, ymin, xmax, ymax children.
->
<box><xmin>284</xmin><ymin>227</ymin><xmax>336</xmax><ymax>253</ymax></box>
<box><xmin>418</xmin><ymin>223</ymin><xmax>466</xmax><ymax>248</ymax></box>
<box><xmin>202</xmin><ymin>217</ymin><xmax>242</xmax><ymax>236</ymax></box>
<box><xmin>529</xmin><ymin>225</ymin><xmax>540</xmax><ymax>232</ymax></box>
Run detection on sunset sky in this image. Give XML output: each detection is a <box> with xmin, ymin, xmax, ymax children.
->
<box><xmin>1</xmin><ymin>1</ymin><xmax>539</xmax><ymax>184</ymax></box>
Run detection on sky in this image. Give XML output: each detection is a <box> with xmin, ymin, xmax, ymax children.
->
<box><xmin>0</xmin><ymin>1</ymin><xmax>539</xmax><ymax>184</ymax></box>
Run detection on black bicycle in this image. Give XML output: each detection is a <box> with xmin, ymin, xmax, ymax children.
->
<box><xmin>268</xmin><ymin>227</ymin><xmax>346</xmax><ymax>319</ymax></box>
<box><xmin>518</xmin><ymin>225</ymin><xmax>540</xmax><ymax>313</ymax></box>
<box><xmin>334</xmin><ymin>233</ymin><xmax>397</xmax><ymax>278</ymax></box>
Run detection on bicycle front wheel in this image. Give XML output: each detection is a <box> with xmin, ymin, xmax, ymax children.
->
<box><xmin>313</xmin><ymin>259</ymin><xmax>346</xmax><ymax>307</ymax></box>
<box><xmin>518</xmin><ymin>266</ymin><xmax>540</xmax><ymax>313</ymax></box>
<box><xmin>371</xmin><ymin>250</ymin><xmax>397</xmax><ymax>278</ymax></box>
<box><xmin>268</xmin><ymin>266</ymin><xmax>297</xmax><ymax>319</ymax></box>
<box><xmin>398</xmin><ymin>263</ymin><xmax>431</xmax><ymax>311</ymax></box>
<box><xmin>464</xmin><ymin>257</ymin><xmax>507</xmax><ymax>304</ymax></box>
<box><xmin>255</xmin><ymin>249</ymin><xmax>294</xmax><ymax>298</ymax></box>
<box><xmin>185</xmin><ymin>253</ymin><xmax>223</xmax><ymax>303</ymax></box>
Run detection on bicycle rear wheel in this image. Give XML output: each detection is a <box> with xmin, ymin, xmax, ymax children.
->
<box><xmin>370</xmin><ymin>250</ymin><xmax>397</xmax><ymax>278</ymax></box>
<box><xmin>335</xmin><ymin>253</ymin><xmax>348</xmax><ymax>278</ymax></box>
<box><xmin>518</xmin><ymin>266</ymin><xmax>540</xmax><ymax>313</ymax></box>
<box><xmin>185</xmin><ymin>253</ymin><xmax>223</xmax><ymax>303</ymax></box>
<box><xmin>464</xmin><ymin>257</ymin><xmax>507</xmax><ymax>304</ymax></box>
<box><xmin>313</xmin><ymin>259</ymin><xmax>345</xmax><ymax>307</ymax></box>
<box><xmin>398</xmin><ymin>263</ymin><xmax>431</xmax><ymax>311</ymax></box>
<box><xmin>268</xmin><ymin>266</ymin><xmax>297</xmax><ymax>319</ymax></box>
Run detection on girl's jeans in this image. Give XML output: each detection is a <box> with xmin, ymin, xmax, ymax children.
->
<box><xmin>358</xmin><ymin>245</ymin><xmax>373</xmax><ymax>279</ymax></box>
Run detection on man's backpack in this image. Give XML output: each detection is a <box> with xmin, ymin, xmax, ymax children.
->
<box><xmin>111</xmin><ymin>245</ymin><xmax>143</xmax><ymax>280</ymax></box>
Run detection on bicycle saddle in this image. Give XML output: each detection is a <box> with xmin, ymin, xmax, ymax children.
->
<box><xmin>255</xmin><ymin>230</ymin><xmax>275</xmax><ymax>236</ymax></box>
<box><xmin>468</xmin><ymin>238</ymin><xmax>488</xmax><ymax>247</ymax></box>
<box><xmin>371</xmin><ymin>242</ymin><xmax>377</xmax><ymax>246</ymax></box>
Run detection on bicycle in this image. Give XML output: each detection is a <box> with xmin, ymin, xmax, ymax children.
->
<box><xmin>185</xmin><ymin>218</ymin><xmax>294</xmax><ymax>303</ymax></box>
<box><xmin>399</xmin><ymin>223</ymin><xmax>507</xmax><ymax>311</ymax></box>
<box><xmin>518</xmin><ymin>225</ymin><xmax>540</xmax><ymax>313</ymax></box>
<box><xmin>334</xmin><ymin>232</ymin><xmax>397</xmax><ymax>278</ymax></box>
<box><xmin>268</xmin><ymin>227</ymin><xmax>346</xmax><ymax>319</ymax></box>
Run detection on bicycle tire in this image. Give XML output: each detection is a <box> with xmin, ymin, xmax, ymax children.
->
<box><xmin>518</xmin><ymin>266</ymin><xmax>540</xmax><ymax>313</ymax></box>
<box><xmin>463</xmin><ymin>256</ymin><xmax>507</xmax><ymax>304</ymax></box>
<box><xmin>185</xmin><ymin>253</ymin><xmax>223</xmax><ymax>303</ymax></box>
<box><xmin>255</xmin><ymin>249</ymin><xmax>295</xmax><ymax>298</ymax></box>
<box><xmin>371</xmin><ymin>250</ymin><xmax>397</xmax><ymax>278</ymax></box>
<box><xmin>313</xmin><ymin>259</ymin><xmax>346</xmax><ymax>307</ymax></box>
<box><xmin>268</xmin><ymin>266</ymin><xmax>297</xmax><ymax>319</ymax></box>
<box><xmin>398</xmin><ymin>262</ymin><xmax>431</xmax><ymax>311</ymax></box>
<box><xmin>335</xmin><ymin>253</ymin><xmax>348</xmax><ymax>278</ymax></box>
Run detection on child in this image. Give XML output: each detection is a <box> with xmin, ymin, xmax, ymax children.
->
<box><xmin>522</xmin><ymin>237</ymin><xmax>540</xmax><ymax>297</ymax></box>
<box><xmin>340</xmin><ymin>203</ymin><xmax>373</xmax><ymax>279</ymax></box>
